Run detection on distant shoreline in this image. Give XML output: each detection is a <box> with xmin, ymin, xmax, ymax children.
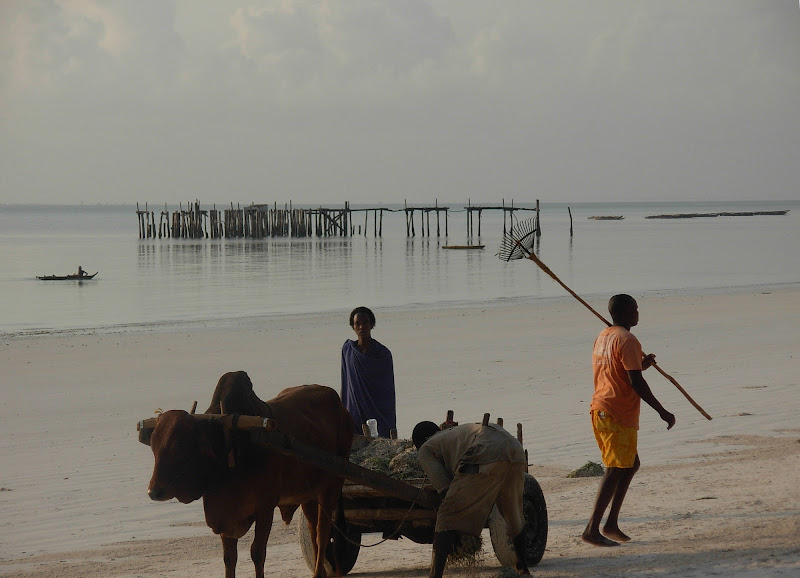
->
<box><xmin>2</xmin><ymin>199</ymin><xmax>798</xmax><ymax>210</ymax></box>
<box><xmin>4</xmin><ymin>281</ymin><xmax>799</xmax><ymax>338</ymax></box>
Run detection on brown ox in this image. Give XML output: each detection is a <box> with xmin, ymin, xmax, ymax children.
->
<box><xmin>147</xmin><ymin>371</ymin><xmax>354</xmax><ymax>578</ymax></box>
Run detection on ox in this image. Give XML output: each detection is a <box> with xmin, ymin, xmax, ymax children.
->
<box><xmin>147</xmin><ymin>371</ymin><xmax>354</xmax><ymax>578</ymax></box>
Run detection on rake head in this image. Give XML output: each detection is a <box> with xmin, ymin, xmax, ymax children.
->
<box><xmin>497</xmin><ymin>218</ymin><xmax>537</xmax><ymax>261</ymax></box>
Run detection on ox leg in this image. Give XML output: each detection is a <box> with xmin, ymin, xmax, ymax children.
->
<box><xmin>221</xmin><ymin>535</ymin><xmax>238</xmax><ymax>578</ymax></box>
<box><xmin>316</xmin><ymin>502</ymin><xmax>333</xmax><ymax>578</ymax></box>
<box><xmin>301</xmin><ymin>502</ymin><xmax>327</xmax><ymax>578</ymax></box>
<box><xmin>250</xmin><ymin>512</ymin><xmax>273</xmax><ymax>578</ymax></box>
<box><xmin>316</xmin><ymin>485</ymin><xmax>342</xmax><ymax>578</ymax></box>
<box><xmin>312</xmin><ymin>479</ymin><xmax>346</xmax><ymax>578</ymax></box>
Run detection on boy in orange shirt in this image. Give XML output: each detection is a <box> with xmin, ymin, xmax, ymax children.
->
<box><xmin>583</xmin><ymin>294</ymin><xmax>676</xmax><ymax>547</ymax></box>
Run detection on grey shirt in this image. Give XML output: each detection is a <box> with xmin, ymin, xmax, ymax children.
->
<box><xmin>417</xmin><ymin>423</ymin><xmax>526</xmax><ymax>493</ymax></box>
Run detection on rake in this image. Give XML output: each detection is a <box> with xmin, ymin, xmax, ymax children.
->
<box><xmin>498</xmin><ymin>218</ymin><xmax>711</xmax><ymax>420</ymax></box>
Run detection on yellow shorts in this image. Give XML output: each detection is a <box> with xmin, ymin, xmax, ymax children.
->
<box><xmin>591</xmin><ymin>410</ymin><xmax>638</xmax><ymax>469</ymax></box>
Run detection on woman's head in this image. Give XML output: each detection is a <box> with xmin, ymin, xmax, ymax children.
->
<box><xmin>349</xmin><ymin>306</ymin><xmax>376</xmax><ymax>329</ymax></box>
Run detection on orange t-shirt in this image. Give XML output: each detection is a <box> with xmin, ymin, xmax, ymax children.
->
<box><xmin>591</xmin><ymin>325</ymin><xmax>643</xmax><ymax>429</ymax></box>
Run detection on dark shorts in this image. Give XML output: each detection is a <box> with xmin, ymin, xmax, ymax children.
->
<box><xmin>435</xmin><ymin>460</ymin><xmax>526</xmax><ymax>536</ymax></box>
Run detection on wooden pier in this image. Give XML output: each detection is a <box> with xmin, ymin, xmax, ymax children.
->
<box><xmin>402</xmin><ymin>199</ymin><xmax>450</xmax><ymax>237</ymax></box>
<box><xmin>465</xmin><ymin>198</ymin><xmax>540</xmax><ymax>238</ymax></box>
<box><xmin>137</xmin><ymin>202</ymin><xmax>392</xmax><ymax>239</ymax></box>
<box><xmin>137</xmin><ymin>199</ymin><xmax>544</xmax><ymax>239</ymax></box>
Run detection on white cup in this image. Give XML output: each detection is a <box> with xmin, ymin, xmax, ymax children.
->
<box><xmin>366</xmin><ymin>419</ymin><xmax>378</xmax><ymax>438</ymax></box>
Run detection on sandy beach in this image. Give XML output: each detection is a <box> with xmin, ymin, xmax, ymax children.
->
<box><xmin>2</xmin><ymin>287</ymin><xmax>799</xmax><ymax>577</ymax></box>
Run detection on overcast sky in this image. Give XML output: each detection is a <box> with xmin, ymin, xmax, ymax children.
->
<box><xmin>2</xmin><ymin>1</ymin><xmax>799</xmax><ymax>206</ymax></box>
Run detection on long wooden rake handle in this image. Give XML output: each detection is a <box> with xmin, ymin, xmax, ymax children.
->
<box><xmin>527</xmin><ymin>252</ymin><xmax>610</xmax><ymax>325</ymax></box>
<box><xmin>649</xmin><ymin>363</ymin><xmax>712</xmax><ymax>420</ymax></box>
<box><xmin>526</xmin><ymin>252</ymin><xmax>712</xmax><ymax>420</ymax></box>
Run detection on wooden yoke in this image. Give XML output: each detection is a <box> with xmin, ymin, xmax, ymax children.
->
<box><xmin>137</xmin><ymin>413</ymin><xmax>278</xmax><ymax>446</ymax></box>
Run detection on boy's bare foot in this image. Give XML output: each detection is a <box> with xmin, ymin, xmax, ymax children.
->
<box><xmin>581</xmin><ymin>530</ymin><xmax>619</xmax><ymax>547</ymax></box>
<box><xmin>602</xmin><ymin>526</ymin><xmax>631</xmax><ymax>542</ymax></box>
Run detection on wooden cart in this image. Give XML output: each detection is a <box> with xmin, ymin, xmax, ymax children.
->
<box><xmin>137</xmin><ymin>411</ymin><xmax>547</xmax><ymax>575</ymax></box>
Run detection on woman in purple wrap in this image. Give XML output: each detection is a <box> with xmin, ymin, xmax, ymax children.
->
<box><xmin>341</xmin><ymin>306</ymin><xmax>397</xmax><ymax>438</ymax></box>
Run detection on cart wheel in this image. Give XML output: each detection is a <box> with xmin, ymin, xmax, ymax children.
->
<box><xmin>297</xmin><ymin>509</ymin><xmax>361</xmax><ymax>576</ymax></box>
<box><xmin>489</xmin><ymin>473</ymin><xmax>548</xmax><ymax>568</ymax></box>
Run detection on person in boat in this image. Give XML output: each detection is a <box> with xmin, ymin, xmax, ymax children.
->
<box><xmin>412</xmin><ymin>420</ymin><xmax>530</xmax><ymax>578</ymax></box>
<box><xmin>340</xmin><ymin>306</ymin><xmax>396</xmax><ymax>438</ymax></box>
<box><xmin>77</xmin><ymin>266</ymin><xmax>86</xmax><ymax>277</ymax></box>
<box><xmin>582</xmin><ymin>294</ymin><xmax>675</xmax><ymax>547</ymax></box>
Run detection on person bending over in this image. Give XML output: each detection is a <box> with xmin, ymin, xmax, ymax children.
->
<box><xmin>413</xmin><ymin>420</ymin><xmax>530</xmax><ymax>578</ymax></box>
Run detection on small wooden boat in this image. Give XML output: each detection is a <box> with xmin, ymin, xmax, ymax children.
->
<box><xmin>442</xmin><ymin>245</ymin><xmax>485</xmax><ymax>250</ymax></box>
<box><xmin>587</xmin><ymin>216</ymin><xmax>624</xmax><ymax>220</ymax></box>
<box><xmin>37</xmin><ymin>272</ymin><xmax>98</xmax><ymax>281</ymax></box>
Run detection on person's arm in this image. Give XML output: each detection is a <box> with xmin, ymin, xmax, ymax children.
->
<box><xmin>340</xmin><ymin>343</ymin><xmax>348</xmax><ymax>396</ymax></box>
<box><xmin>417</xmin><ymin>445</ymin><xmax>453</xmax><ymax>493</ymax></box>
<box><xmin>628</xmin><ymin>370</ymin><xmax>676</xmax><ymax>429</ymax></box>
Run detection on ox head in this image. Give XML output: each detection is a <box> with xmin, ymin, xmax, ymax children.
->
<box><xmin>147</xmin><ymin>410</ymin><xmax>227</xmax><ymax>504</ymax></box>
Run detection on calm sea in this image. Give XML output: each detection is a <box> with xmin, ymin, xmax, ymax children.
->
<box><xmin>1</xmin><ymin>200</ymin><xmax>798</xmax><ymax>334</ymax></box>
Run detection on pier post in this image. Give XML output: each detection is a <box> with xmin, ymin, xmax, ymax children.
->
<box><xmin>568</xmin><ymin>206</ymin><xmax>573</xmax><ymax>236</ymax></box>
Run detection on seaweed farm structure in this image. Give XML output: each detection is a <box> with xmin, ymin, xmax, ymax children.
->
<box><xmin>136</xmin><ymin>199</ymin><xmax>542</xmax><ymax>239</ymax></box>
<box><xmin>645</xmin><ymin>210</ymin><xmax>789</xmax><ymax>219</ymax></box>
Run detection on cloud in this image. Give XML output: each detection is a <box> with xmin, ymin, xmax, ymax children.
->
<box><xmin>1</xmin><ymin>0</ymin><xmax>182</xmax><ymax>109</ymax></box>
<box><xmin>1</xmin><ymin>1</ymin><xmax>799</xmax><ymax>204</ymax></box>
<box><xmin>58</xmin><ymin>0</ymin><xmax>133</xmax><ymax>57</ymax></box>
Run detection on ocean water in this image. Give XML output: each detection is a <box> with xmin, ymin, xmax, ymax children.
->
<box><xmin>1</xmin><ymin>200</ymin><xmax>798</xmax><ymax>334</ymax></box>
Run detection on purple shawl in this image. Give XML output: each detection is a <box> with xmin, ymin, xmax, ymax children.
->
<box><xmin>341</xmin><ymin>338</ymin><xmax>396</xmax><ymax>437</ymax></box>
